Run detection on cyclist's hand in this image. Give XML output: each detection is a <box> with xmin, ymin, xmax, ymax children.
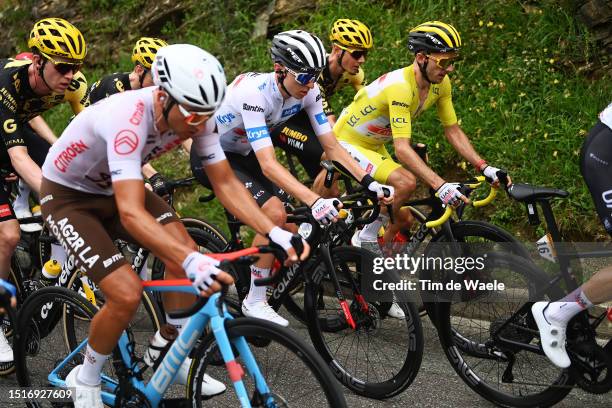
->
<box><xmin>367</xmin><ymin>181</ymin><xmax>394</xmax><ymax>205</ymax></box>
<box><xmin>3</xmin><ymin>172</ymin><xmax>17</xmax><ymax>183</ymax></box>
<box><xmin>481</xmin><ymin>165</ymin><xmax>512</xmax><ymax>188</ymax></box>
<box><xmin>436</xmin><ymin>182</ymin><xmax>469</xmax><ymax>207</ymax></box>
<box><xmin>268</xmin><ymin>226</ymin><xmax>310</xmax><ymax>265</ymax></box>
<box><xmin>0</xmin><ymin>279</ymin><xmax>17</xmax><ymax>313</ymax></box>
<box><xmin>310</xmin><ymin>197</ymin><xmax>342</xmax><ymax>225</ymax></box>
<box><xmin>149</xmin><ymin>173</ymin><xmax>170</xmax><ymax>198</ymax></box>
<box><xmin>183</xmin><ymin>252</ymin><xmax>234</xmax><ymax>297</ymax></box>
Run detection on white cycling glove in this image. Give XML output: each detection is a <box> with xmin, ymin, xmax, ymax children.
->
<box><xmin>482</xmin><ymin>165</ymin><xmax>502</xmax><ymax>184</ymax></box>
<box><xmin>367</xmin><ymin>181</ymin><xmax>395</xmax><ymax>201</ymax></box>
<box><xmin>311</xmin><ymin>197</ymin><xmax>340</xmax><ymax>225</ymax></box>
<box><xmin>436</xmin><ymin>182</ymin><xmax>464</xmax><ymax>206</ymax></box>
<box><xmin>268</xmin><ymin>226</ymin><xmax>305</xmax><ymax>253</ymax></box>
<box><xmin>182</xmin><ymin>252</ymin><xmax>221</xmax><ymax>293</ymax></box>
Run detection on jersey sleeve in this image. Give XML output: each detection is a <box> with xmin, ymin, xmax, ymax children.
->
<box><xmin>318</xmin><ymin>83</ymin><xmax>334</xmax><ymax>117</ymax></box>
<box><xmin>66</xmin><ymin>72</ymin><xmax>88</xmax><ymax>115</ymax></box>
<box><xmin>241</xmin><ymin>92</ymin><xmax>274</xmax><ymax>152</ymax></box>
<box><xmin>95</xmin><ymin>98</ymin><xmax>148</xmax><ymax>183</ymax></box>
<box><xmin>387</xmin><ymin>83</ymin><xmax>413</xmax><ymax>140</ymax></box>
<box><xmin>304</xmin><ymin>86</ymin><xmax>332</xmax><ymax>136</ymax></box>
<box><xmin>192</xmin><ymin>119</ymin><xmax>226</xmax><ymax>166</ymax></box>
<box><xmin>0</xmin><ymin>60</ymin><xmax>29</xmax><ymax>153</ymax></box>
<box><xmin>436</xmin><ymin>78</ymin><xmax>458</xmax><ymax>127</ymax></box>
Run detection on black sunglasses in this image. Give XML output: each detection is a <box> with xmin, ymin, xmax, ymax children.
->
<box><xmin>54</xmin><ymin>62</ymin><xmax>81</xmax><ymax>75</ymax></box>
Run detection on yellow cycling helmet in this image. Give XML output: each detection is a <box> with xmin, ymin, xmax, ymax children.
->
<box><xmin>28</xmin><ymin>18</ymin><xmax>86</xmax><ymax>63</ymax></box>
<box><xmin>131</xmin><ymin>37</ymin><xmax>168</xmax><ymax>69</ymax></box>
<box><xmin>408</xmin><ymin>21</ymin><xmax>461</xmax><ymax>54</ymax></box>
<box><xmin>330</xmin><ymin>19</ymin><xmax>373</xmax><ymax>50</ymax></box>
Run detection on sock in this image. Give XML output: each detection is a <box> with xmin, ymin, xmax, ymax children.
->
<box><xmin>13</xmin><ymin>179</ymin><xmax>31</xmax><ymax>213</ymax></box>
<box><xmin>51</xmin><ymin>243</ymin><xmax>68</xmax><ymax>266</ymax></box>
<box><xmin>78</xmin><ymin>344</ymin><xmax>109</xmax><ymax>386</ymax></box>
<box><xmin>359</xmin><ymin>214</ymin><xmax>389</xmax><ymax>242</ymax></box>
<box><xmin>165</xmin><ymin>315</ymin><xmax>188</xmax><ymax>333</ymax></box>
<box><xmin>245</xmin><ymin>266</ymin><xmax>270</xmax><ymax>305</ymax></box>
<box><xmin>545</xmin><ymin>288</ymin><xmax>594</xmax><ymax>325</ymax></box>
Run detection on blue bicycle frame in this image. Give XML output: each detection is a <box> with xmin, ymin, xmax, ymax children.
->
<box><xmin>48</xmin><ymin>281</ymin><xmax>275</xmax><ymax>408</ymax></box>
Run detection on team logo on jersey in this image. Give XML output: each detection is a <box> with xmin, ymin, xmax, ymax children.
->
<box><xmin>282</xmin><ymin>104</ymin><xmax>301</xmax><ymax>117</ymax></box>
<box><xmin>114</xmin><ymin>129</ymin><xmax>139</xmax><ymax>155</ymax></box>
<box><xmin>217</xmin><ymin>112</ymin><xmax>236</xmax><ymax>125</ymax></box>
<box><xmin>246</xmin><ymin>126</ymin><xmax>269</xmax><ymax>142</ymax></box>
<box><xmin>3</xmin><ymin>119</ymin><xmax>16</xmax><ymax>133</ymax></box>
<box><xmin>242</xmin><ymin>103</ymin><xmax>264</xmax><ymax>113</ymax></box>
<box><xmin>315</xmin><ymin>112</ymin><xmax>328</xmax><ymax>125</ymax></box>
<box><xmin>129</xmin><ymin>100</ymin><xmax>145</xmax><ymax>125</ymax></box>
<box><xmin>0</xmin><ymin>204</ymin><xmax>11</xmax><ymax>218</ymax></box>
<box><xmin>54</xmin><ymin>140</ymin><xmax>90</xmax><ymax>173</ymax></box>
<box><xmin>391</xmin><ymin>101</ymin><xmax>410</xmax><ymax>109</ymax></box>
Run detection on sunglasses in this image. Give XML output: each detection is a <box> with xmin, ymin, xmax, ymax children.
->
<box><xmin>53</xmin><ymin>62</ymin><xmax>82</xmax><ymax>75</ymax></box>
<box><xmin>285</xmin><ymin>67</ymin><xmax>321</xmax><ymax>85</ymax></box>
<box><xmin>336</xmin><ymin>43</ymin><xmax>368</xmax><ymax>60</ymax></box>
<box><xmin>177</xmin><ymin>104</ymin><xmax>212</xmax><ymax>126</ymax></box>
<box><xmin>426</xmin><ymin>54</ymin><xmax>462</xmax><ymax>70</ymax></box>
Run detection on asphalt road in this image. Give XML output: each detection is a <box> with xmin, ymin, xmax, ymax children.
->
<box><xmin>0</xmin><ymin>303</ymin><xmax>610</xmax><ymax>407</ymax></box>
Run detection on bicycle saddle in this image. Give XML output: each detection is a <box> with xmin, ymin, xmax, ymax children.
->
<box><xmin>507</xmin><ymin>183</ymin><xmax>569</xmax><ymax>202</ymax></box>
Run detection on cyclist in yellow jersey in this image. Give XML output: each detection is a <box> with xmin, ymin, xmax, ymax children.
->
<box><xmin>0</xmin><ymin>17</ymin><xmax>87</xmax><ymax>368</ymax></box>
<box><xmin>335</xmin><ymin>21</ymin><xmax>509</xmax><ymax>245</ymax></box>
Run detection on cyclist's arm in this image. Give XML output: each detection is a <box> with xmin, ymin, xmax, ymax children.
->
<box><xmin>255</xmin><ymin>145</ymin><xmax>319</xmax><ymax>205</ymax></box>
<box><xmin>66</xmin><ymin>72</ymin><xmax>88</xmax><ymax>115</ymax></box>
<box><xmin>114</xmin><ymin>179</ymin><xmax>192</xmax><ymax>267</ymax></box>
<box><xmin>8</xmin><ymin>146</ymin><xmax>42</xmax><ymax>192</ymax></box>
<box><xmin>394</xmin><ymin>138</ymin><xmax>444</xmax><ymax>189</ymax></box>
<box><xmin>28</xmin><ymin>116</ymin><xmax>58</xmax><ymax>144</ymax></box>
<box><xmin>141</xmin><ymin>162</ymin><xmax>158</xmax><ymax>179</ymax></box>
<box><xmin>317</xmin><ymin>131</ymin><xmax>369</xmax><ymax>181</ymax></box>
<box><xmin>443</xmin><ymin>124</ymin><xmax>485</xmax><ymax>170</ymax></box>
<box><xmin>204</xmin><ymin>159</ymin><xmax>278</xmax><ymax>235</ymax></box>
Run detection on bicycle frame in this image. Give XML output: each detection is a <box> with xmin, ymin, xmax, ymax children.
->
<box><xmin>49</xmin><ymin>280</ymin><xmax>273</xmax><ymax>408</ymax></box>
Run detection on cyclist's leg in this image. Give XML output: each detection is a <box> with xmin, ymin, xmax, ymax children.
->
<box><xmin>0</xmin><ymin>181</ymin><xmax>19</xmax><ymax>365</ymax></box>
<box><xmin>41</xmin><ymin>178</ymin><xmax>140</xmax><ymax>401</ymax></box>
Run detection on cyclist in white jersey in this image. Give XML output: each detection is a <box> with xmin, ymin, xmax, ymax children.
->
<box><xmin>191</xmin><ymin>30</ymin><xmax>394</xmax><ymax>326</ymax></box>
<box><xmin>41</xmin><ymin>44</ymin><xmax>307</xmax><ymax>408</ymax></box>
<box><xmin>532</xmin><ymin>102</ymin><xmax>612</xmax><ymax>368</ymax></box>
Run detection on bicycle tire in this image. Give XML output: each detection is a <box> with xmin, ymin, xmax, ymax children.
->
<box><xmin>421</xmin><ymin>220</ymin><xmax>531</xmax><ymax>327</ymax></box>
<box><xmin>180</xmin><ymin>217</ymin><xmax>229</xmax><ymax>244</ymax></box>
<box><xmin>435</xmin><ymin>251</ymin><xmax>573</xmax><ymax>407</ymax></box>
<box><xmin>304</xmin><ymin>246</ymin><xmax>423</xmax><ymax>399</ymax></box>
<box><xmin>187</xmin><ymin>317</ymin><xmax>348</xmax><ymax>407</ymax></box>
<box><xmin>14</xmin><ymin>286</ymin><xmax>98</xmax><ymax>408</ymax></box>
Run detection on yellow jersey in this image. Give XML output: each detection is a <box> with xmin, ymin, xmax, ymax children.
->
<box><xmin>334</xmin><ymin>64</ymin><xmax>457</xmax><ymax>147</ymax></box>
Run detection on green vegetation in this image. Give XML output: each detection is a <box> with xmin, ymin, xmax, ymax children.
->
<box><xmin>4</xmin><ymin>0</ymin><xmax>610</xmax><ymax>240</ymax></box>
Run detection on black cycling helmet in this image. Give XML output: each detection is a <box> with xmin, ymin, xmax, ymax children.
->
<box><xmin>270</xmin><ymin>30</ymin><xmax>326</xmax><ymax>75</ymax></box>
<box><xmin>408</xmin><ymin>21</ymin><xmax>462</xmax><ymax>54</ymax></box>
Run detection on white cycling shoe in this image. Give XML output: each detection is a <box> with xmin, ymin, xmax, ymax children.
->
<box><xmin>531</xmin><ymin>302</ymin><xmax>571</xmax><ymax>368</ymax></box>
<box><xmin>242</xmin><ymin>301</ymin><xmax>289</xmax><ymax>327</ymax></box>
<box><xmin>15</xmin><ymin>208</ymin><xmax>43</xmax><ymax>232</ymax></box>
<box><xmin>387</xmin><ymin>303</ymin><xmax>406</xmax><ymax>319</ymax></box>
<box><xmin>174</xmin><ymin>357</ymin><xmax>226</xmax><ymax>397</ymax></box>
<box><xmin>65</xmin><ymin>365</ymin><xmax>104</xmax><ymax>408</ymax></box>
<box><xmin>0</xmin><ymin>329</ymin><xmax>14</xmax><ymax>372</ymax></box>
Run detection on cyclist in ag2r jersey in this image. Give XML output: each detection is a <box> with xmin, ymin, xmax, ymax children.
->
<box><xmin>41</xmin><ymin>44</ymin><xmax>307</xmax><ymax>408</ymax></box>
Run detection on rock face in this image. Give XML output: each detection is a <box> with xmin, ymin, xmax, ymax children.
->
<box><xmin>574</xmin><ymin>0</ymin><xmax>612</xmax><ymax>77</ymax></box>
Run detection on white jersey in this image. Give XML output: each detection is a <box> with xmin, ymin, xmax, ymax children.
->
<box><xmin>216</xmin><ymin>72</ymin><xmax>332</xmax><ymax>156</ymax></box>
<box><xmin>43</xmin><ymin>87</ymin><xmax>225</xmax><ymax>195</ymax></box>
<box><xmin>599</xmin><ymin>102</ymin><xmax>612</xmax><ymax>130</ymax></box>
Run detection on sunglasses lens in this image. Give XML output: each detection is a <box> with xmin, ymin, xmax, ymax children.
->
<box><xmin>351</xmin><ymin>50</ymin><xmax>367</xmax><ymax>59</ymax></box>
<box><xmin>296</xmin><ymin>73</ymin><xmax>315</xmax><ymax>85</ymax></box>
<box><xmin>56</xmin><ymin>63</ymin><xmax>80</xmax><ymax>74</ymax></box>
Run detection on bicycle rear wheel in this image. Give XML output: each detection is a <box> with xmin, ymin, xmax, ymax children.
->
<box><xmin>435</xmin><ymin>252</ymin><xmax>572</xmax><ymax>407</ymax></box>
<box><xmin>14</xmin><ymin>286</ymin><xmax>98</xmax><ymax>408</ymax></box>
<box><xmin>304</xmin><ymin>246</ymin><xmax>423</xmax><ymax>399</ymax></box>
<box><xmin>188</xmin><ymin>317</ymin><xmax>347</xmax><ymax>407</ymax></box>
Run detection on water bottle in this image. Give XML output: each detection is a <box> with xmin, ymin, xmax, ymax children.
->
<box><xmin>144</xmin><ymin>323</ymin><xmax>178</xmax><ymax>367</ymax></box>
<box><xmin>40</xmin><ymin>259</ymin><xmax>61</xmax><ymax>287</ymax></box>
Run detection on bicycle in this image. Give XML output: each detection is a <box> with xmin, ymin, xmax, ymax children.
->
<box><xmin>434</xmin><ymin>180</ymin><xmax>612</xmax><ymax>406</ymax></box>
<box><xmin>14</xmin><ymin>246</ymin><xmax>348</xmax><ymax>408</ymax></box>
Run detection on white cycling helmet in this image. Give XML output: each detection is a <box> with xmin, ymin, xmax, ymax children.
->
<box><xmin>270</xmin><ymin>30</ymin><xmax>326</xmax><ymax>75</ymax></box>
<box><xmin>152</xmin><ymin>44</ymin><xmax>226</xmax><ymax>113</ymax></box>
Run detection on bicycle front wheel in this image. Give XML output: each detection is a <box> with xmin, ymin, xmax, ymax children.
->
<box><xmin>304</xmin><ymin>246</ymin><xmax>423</xmax><ymax>399</ymax></box>
<box><xmin>187</xmin><ymin>317</ymin><xmax>347</xmax><ymax>407</ymax></box>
